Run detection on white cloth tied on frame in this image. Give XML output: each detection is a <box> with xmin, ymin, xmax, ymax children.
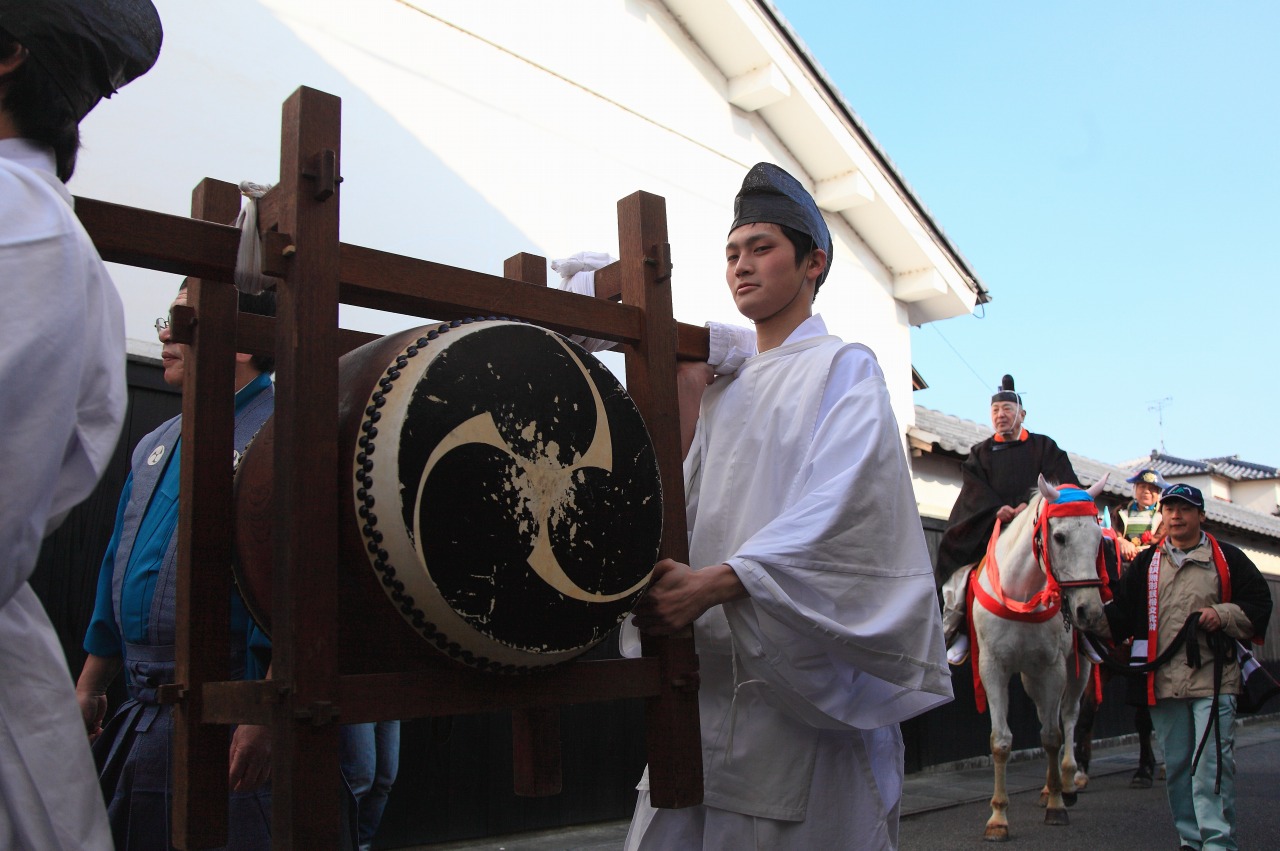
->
<box><xmin>550</xmin><ymin>251</ymin><xmax>617</xmax><ymax>352</ymax></box>
<box><xmin>233</xmin><ymin>181</ymin><xmax>274</xmax><ymax>295</ymax></box>
<box><xmin>551</xmin><ymin>251</ymin><xmax>759</xmax><ymax>368</ymax></box>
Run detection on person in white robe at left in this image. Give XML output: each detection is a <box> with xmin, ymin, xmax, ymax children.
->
<box><xmin>0</xmin><ymin>1</ymin><xmax>162</xmax><ymax>848</ymax></box>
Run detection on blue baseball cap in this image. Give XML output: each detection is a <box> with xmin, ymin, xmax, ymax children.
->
<box><xmin>1160</xmin><ymin>483</ymin><xmax>1204</xmax><ymax>510</ymax></box>
<box><xmin>1126</xmin><ymin>468</ymin><xmax>1170</xmax><ymax>490</ymax></box>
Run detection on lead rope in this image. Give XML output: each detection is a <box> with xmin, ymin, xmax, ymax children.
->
<box><xmin>1082</xmin><ymin>615</ymin><xmax>1227</xmax><ymax>794</ymax></box>
<box><xmin>1190</xmin><ymin>630</ymin><xmax>1233</xmax><ymax>794</ymax></box>
<box><xmin>233</xmin><ymin>181</ymin><xmax>274</xmax><ymax>294</ymax></box>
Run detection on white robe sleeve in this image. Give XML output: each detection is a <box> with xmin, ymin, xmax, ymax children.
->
<box><xmin>724</xmin><ymin>373</ymin><xmax>952</xmax><ymax>730</ymax></box>
<box><xmin>0</xmin><ymin>159</ymin><xmax>126</xmax><ymax>607</ymax></box>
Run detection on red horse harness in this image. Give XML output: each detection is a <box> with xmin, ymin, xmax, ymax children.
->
<box><xmin>974</xmin><ymin>488</ymin><xmax>1111</xmax><ymax>622</ymax></box>
<box><xmin>968</xmin><ymin>487</ymin><xmax>1111</xmax><ymax>711</ymax></box>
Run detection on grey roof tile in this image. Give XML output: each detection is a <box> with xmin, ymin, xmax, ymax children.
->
<box><xmin>1202</xmin><ymin>456</ymin><xmax>1280</xmax><ymax>481</ymax></box>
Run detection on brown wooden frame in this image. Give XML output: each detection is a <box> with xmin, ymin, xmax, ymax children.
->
<box><xmin>78</xmin><ymin>86</ymin><xmax>710</xmax><ymax>848</ymax></box>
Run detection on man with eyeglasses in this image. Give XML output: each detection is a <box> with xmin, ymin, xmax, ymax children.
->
<box><xmin>0</xmin><ymin>2</ymin><xmax>161</xmax><ymax>847</ymax></box>
<box><xmin>1105</xmin><ymin>483</ymin><xmax>1271</xmax><ymax>851</ymax></box>
<box><xmin>74</xmin><ymin>283</ymin><xmax>279</xmax><ymax>850</ymax></box>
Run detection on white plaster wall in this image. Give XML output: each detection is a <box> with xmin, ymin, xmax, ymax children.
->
<box><xmin>1237</xmin><ymin>544</ymin><xmax>1280</xmax><ymax>578</ymax></box>
<box><xmin>1208</xmin><ymin>476</ymin><xmax>1232</xmax><ymax>504</ymax></box>
<box><xmin>1232</xmin><ymin>480</ymin><xmax>1280</xmax><ymax>517</ymax></box>
<box><xmin>72</xmin><ymin>0</ymin><xmax>918</xmax><ymax>429</ymax></box>
<box><xmin>910</xmin><ymin>452</ymin><xmax>962</xmax><ymax>521</ymax></box>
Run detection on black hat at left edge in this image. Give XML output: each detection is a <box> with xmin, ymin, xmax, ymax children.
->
<box><xmin>0</xmin><ymin>0</ymin><xmax>162</xmax><ymax>121</ymax></box>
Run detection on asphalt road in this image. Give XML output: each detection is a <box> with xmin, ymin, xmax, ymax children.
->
<box><xmin>898</xmin><ymin>733</ymin><xmax>1280</xmax><ymax>850</ymax></box>
<box><xmin>404</xmin><ymin>719</ymin><xmax>1280</xmax><ymax>850</ymax></box>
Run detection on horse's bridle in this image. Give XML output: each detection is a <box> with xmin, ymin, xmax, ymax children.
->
<box><xmin>1032</xmin><ymin>494</ymin><xmax>1109</xmax><ymax>591</ymax></box>
<box><xmin>978</xmin><ymin>487</ymin><xmax>1111</xmax><ymax>625</ymax></box>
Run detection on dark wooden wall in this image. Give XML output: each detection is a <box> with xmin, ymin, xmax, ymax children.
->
<box><xmin>30</xmin><ymin>367</ymin><xmax>1280</xmax><ymax>846</ymax></box>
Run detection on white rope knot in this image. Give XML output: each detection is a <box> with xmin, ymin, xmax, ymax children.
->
<box><xmin>724</xmin><ymin>678</ymin><xmax>766</xmax><ymax>764</ymax></box>
<box><xmin>724</xmin><ymin>648</ymin><xmax>765</xmax><ymax>765</ymax></box>
<box><xmin>233</xmin><ymin>180</ymin><xmax>275</xmax><ymax>295</ymax></box>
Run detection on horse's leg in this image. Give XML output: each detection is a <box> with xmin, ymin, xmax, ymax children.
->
<box><xmin>1021</xmin><ymin>667</ymin><xmax>1069</xmax><ymax>826</ymax></box>
<box><xmin>1059</xmin><ymin>656</ymin><xmax>1092</xmax><ymax>803</ymax></box>
<box><xmin>980</xmin><ymin>651</ymin><xmax>1012</xmax><ymax>842</ymax></box>
<box><xmin>1132</xmin><ymin>704</ymin><xmax>1156</xmax><ymax>788</ymax></box>
<box><xmin>1074</xmin><ymin>686</ymin><xmax>1095</xmax><ymax>788</ymax></box>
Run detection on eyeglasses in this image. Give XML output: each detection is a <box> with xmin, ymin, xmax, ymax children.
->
<box><xmin>154</xmin><ymin>317</ymin><xmax>170</xmax><ymax>335</ymax></box>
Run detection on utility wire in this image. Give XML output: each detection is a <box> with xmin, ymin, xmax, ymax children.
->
<box><xmin>928</xmin><ymin>323</ymin><xmax>990</xmax><ymax>392</ymax></box>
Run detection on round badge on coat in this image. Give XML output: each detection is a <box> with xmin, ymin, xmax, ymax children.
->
<box><xmin>147</xmin><ymin>445</ymin><xmax>165</xmax><ymax>466</ymax></box>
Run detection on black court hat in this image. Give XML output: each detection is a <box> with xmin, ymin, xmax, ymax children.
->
<box><xmin>0</xmin><ymin>0</ymin><xmax>163</xmax><ymax>121</ymax></box>
<box><xmin>730</xmin><ymin>163</ymin><xmax>833</xmax><ymax>288</ymax></box>
<box><xmin>1126</xmin><ymin>468</ymin><xmax>1170</xmax><ymax>490</ymax></box>
<box><xmin>991</xmin><ymin>374</ymin><xmax>1021</xmax><ymax>406</ymax></box>
<box><xmin>1160</xmin><ymin>483</ymin><xmax>1205</xmax><ymax>510</ymax></box>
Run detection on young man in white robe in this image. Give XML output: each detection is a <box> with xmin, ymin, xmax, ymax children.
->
<box><xmin>0</xmin><ymin>2</ymin><xmax>161</xmax><ymax>847</ymax></box>
<box><xmin>621</xmin><ymin>163</ymin><xmax>952</xmax><ymax>850</ymax></box>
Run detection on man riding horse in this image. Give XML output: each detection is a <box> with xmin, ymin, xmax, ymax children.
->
<box><xmin>937</xmin><ymin>375</ymin><xmax>1078</xmax><ymax>665</ymax></box>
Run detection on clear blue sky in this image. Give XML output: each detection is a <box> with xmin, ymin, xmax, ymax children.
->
<box><xmin>773</xmin><ymin>1</ymin><xmax>1278</xmax><ymax>468</ymax></box>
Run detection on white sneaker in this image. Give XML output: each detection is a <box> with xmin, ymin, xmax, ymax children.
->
<box><xmin>947</xmin><ymin>634</ymin><xmax>970</xmax><ymax>666</ymax></box>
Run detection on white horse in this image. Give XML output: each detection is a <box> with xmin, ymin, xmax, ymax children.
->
<box><xmin>971</xmin><ymin>475</ymin><xmax>1110</xmax><ymax>841</ymax></box>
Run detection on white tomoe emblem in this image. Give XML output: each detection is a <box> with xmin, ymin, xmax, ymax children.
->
<box><xmin>147</xmin><ymin>445</ymin><xmax>165</xmax><ymax>466</ymax></box>
<box><xmin>412</xmin><ymin>336</ymin><xmax>648</xmax><ymax>603</ymax></box>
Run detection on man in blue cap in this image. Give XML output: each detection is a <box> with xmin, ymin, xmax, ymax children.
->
<box><xmin>1105</xmin><ymin>483</ymin><xmax>1271</xmax><ymax>851</ymax></box>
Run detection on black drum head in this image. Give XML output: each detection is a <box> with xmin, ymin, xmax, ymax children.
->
<box><xmin>355</xmin><ymin>320</ymin><xmax>662</xmax><ymax>672</ymax></box>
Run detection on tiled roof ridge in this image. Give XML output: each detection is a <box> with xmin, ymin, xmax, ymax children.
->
<box><xmin>1204</xmin><ymin>455</ymin><xmax>1280</xmax><ymax>475</ymax></box>
<box><xmin>1141</xmin><ymin>452</ymin><xmax>1280</xmax><ymax>481</ymax></box>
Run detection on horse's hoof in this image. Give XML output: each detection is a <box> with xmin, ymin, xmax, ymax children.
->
<box><xmin>1044</xmin><ymin>807</ymin><xmax>1069</xmax><ymax>826</ymax></box>
<box><xmin>1130</xmin><ymin>766</ymin><xmax>1153</xmax><ymax>789</ymax></box>
<box><xmin>983</xmin><ymin>824</ymin><xmax>1010</xmax><ymax>842</ymax></box>
<box><xmin>1074</xmin><ymin>773</ymin><xmax>1089</xmax><ymax>791</ymax></box>
<box><xmin>1062</xmin><ymin>790</ymin><xmax>1078</xmax><ymax>807</ymax></box>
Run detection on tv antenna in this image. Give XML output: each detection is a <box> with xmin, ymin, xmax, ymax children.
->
<box><xmin>1147</xmin><ymin>396</ymin><xmax>1173</xmax><ymax>453</ymax></box>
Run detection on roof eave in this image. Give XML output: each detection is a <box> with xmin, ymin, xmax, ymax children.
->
<box><xmin>662</xmin><ymin>0</ymin><xmax>989</xmax><ymax>324</ymax></box>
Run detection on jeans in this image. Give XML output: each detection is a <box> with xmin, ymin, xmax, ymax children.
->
<box><xmin>341</xmin><ymin>720</ymin><xmax>401</xmax><ymax>849</ymax></box>
<box><xmin>1149</xmin><ymin>695</ymin><xmax>1237</xmax><ymax>851</ymax></box>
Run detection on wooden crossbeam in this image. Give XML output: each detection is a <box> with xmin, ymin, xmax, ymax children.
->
<box><xmin>74</xmin><ymin>197</ymin><xmax>709</xmax><ymax>360</ymax></box>
<box><xmin>199</xmin><ymin>658</ymin><xmax>664</xmax><ymax>726</ymax></box>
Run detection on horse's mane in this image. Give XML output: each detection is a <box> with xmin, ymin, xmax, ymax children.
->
<box><xmin>1003</xmin><ymin>490</ymin><xmax>1045</xmax><ymax>541</ymax></box>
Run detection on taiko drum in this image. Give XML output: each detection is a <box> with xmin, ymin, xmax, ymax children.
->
<box><xmin>233</xmin><ymin>319</ymin><xmax>662</xmax><ymax>674</ymax></box>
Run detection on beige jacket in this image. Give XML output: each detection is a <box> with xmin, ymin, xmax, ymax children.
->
<box><xmin>1152</xmin><ymin>536</ymin><xmax>1254</xmax><ymax>700</ymax></box>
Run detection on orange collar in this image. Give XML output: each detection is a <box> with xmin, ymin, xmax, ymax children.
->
<box><xmin>993</xmin><ymin>428</ymin><xmax>1029</xmax><ymax>444</ymax></box>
